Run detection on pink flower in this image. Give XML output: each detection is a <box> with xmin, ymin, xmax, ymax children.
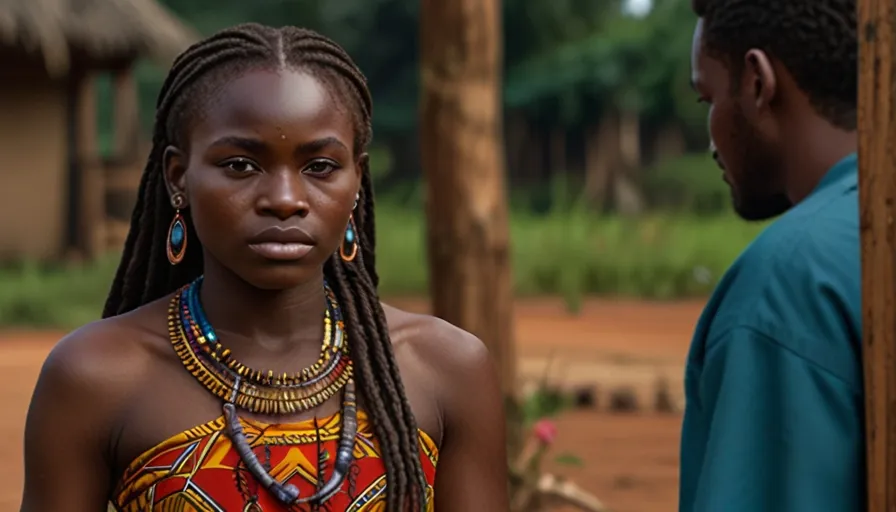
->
<box><xmin>533</xmin><ymin>419</ymin><xmax>557</xmax><ymax>446</ymax></box>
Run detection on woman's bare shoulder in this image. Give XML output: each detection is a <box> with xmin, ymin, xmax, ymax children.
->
<box><xmin>382</xmin><ymin>302</ymin><xmax>492</xmax><ymax>375</ymax></box>
<box><xmin>381</xmin><ymin>302</ymin><xmax>507</xmax><ymax>496</ymax></box>
<box><xmin>35</xmin><ymin>297</ymin><xmax>170</xmax><ymax>410</ymax></box>
<box><xmin>21</xmin><ymin>297</ymin><xmax>174</xmax><ymax>510</ymax></box>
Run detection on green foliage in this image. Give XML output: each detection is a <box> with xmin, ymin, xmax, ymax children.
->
<box><xmin>508</xmin><ymin>210</ymin><xmax>764</xmax><ymax>301</ymax></box>
<box><xmin>642</xmin><ymin>152</ymin><xmax>731</xmax><ymax>214</ymax></box>
<box><xmin>521</xmin><ymin>386</ymin><xmax>573</xmax><ymax>426</ymax></box>
<box><xmin>504</xmin><ymin>0</ymin><xmax>698</xmax><ymax>124</ymax></box>
<box><xmin>0</xmin><ymin>205</ymin><xmax>765</xmax><ymax>329</ymax></box>
<box><xmin>0</xmin><ymin>258</ymin><xmax>119</xmax><ymax>328</ymax></box>
<box><xmin>554</xmin><ymin>453</ymin><xmax>585</xmax><ymax>467</ymax></box>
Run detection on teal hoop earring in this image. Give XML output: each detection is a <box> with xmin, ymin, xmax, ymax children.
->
<box><xmin>340</xmin><ymin>194</ymin><xmax>359</xmax><ymax>262</ymax></box>
<box><xmin>167</xmin><ymin>194</ymin><xmax>187</xmax><ymax>265</ymax></box>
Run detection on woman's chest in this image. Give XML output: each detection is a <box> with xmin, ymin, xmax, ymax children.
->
<box><xmin>108</xmin><ymin>348</ymin><xmax>442</xmax><ymax>510</ymax></box>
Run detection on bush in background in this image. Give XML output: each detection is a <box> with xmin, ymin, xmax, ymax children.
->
<box><xmin>641</xmin><ymin>153</ymin><xmax>731</xmax><ymax>215</ymax></box>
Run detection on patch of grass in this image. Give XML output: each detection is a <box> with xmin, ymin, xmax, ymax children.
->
<box><xmin>0</xmin><ymin>207</ymin><xmax>766</xmax><ymax>328</ymax></box>
<box><xmin>0</xmin><ymin>257</ymin><xmax>119</xmax><ymax>329</ymax></box>
<box><xmin>375</xmin><ymin>204</ymin><xmax>766</xmax><ymax>302</ymax></box>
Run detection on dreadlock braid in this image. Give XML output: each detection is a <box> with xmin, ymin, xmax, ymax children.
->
<box><xmin>102</xmin><ymin>23</ymin><xmax>426</xmax><ymax>509</ymax></box>
<box><xmin>359</xmin><ymin>171</ymin><xmax>379</xmax><ymax>287</ymax></box>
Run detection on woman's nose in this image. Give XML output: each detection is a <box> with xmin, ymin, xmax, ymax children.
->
<box><xmin>255</xmin><ymin>170</ymin><xmax>310</xmax><ymax>219</ymax></box>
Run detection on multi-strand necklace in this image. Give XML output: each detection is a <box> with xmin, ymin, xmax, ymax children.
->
<box><xmin>168</xmin><ymin>277</ymin><xmax>357</xmax><ymax>506</ymax></box>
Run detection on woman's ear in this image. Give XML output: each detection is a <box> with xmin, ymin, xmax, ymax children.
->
<box><xmin>163</xmin><ymin>145</ymin><xmax>189</xmax><ymax>205</ymax></box>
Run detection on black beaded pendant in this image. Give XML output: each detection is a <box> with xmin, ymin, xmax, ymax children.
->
<box><xmin>223</xmin><ymin>379</ymin><xmax>359</xmax><ymax>506</ymax></box>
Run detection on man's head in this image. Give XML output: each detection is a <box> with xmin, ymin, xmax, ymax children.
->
<box><xmin>690</xmin><ymin>0</ymin><xmax>856</xmax><ymax>220</ymax></box>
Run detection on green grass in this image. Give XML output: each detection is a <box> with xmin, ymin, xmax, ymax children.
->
<box><xmin>0</xmin><ymin>258</ymin><xmax>122</xmax><ymax>328</ymax></box>
<box><xmin>0</xmin><ymin>207</ymin><xmax>767</xmax><ymax>328</ymax></box>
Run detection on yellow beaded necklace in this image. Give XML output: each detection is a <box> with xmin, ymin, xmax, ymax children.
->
<box><xmin>169</xmin><ymin>278</ymin><xmax>353</xmax><ymax>415</ymax></box>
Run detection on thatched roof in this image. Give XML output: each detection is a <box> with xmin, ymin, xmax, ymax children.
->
<box><xmin>0</xmin><ymin>0</ymin><xmax>198</xmax><ymax>77</ymax></box>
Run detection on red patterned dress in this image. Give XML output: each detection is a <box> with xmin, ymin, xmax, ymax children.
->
<box><xmin>111</xmin><ymin>411</ymin><xmax>437</xmax><ymax>511</ymax></box>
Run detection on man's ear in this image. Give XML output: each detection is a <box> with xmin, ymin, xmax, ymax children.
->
<box><xmin>743</xmin><ymin>49</ymin><xmax>778</xmax><ymax>113</ymax></box>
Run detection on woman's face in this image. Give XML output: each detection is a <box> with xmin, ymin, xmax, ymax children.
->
<box><xmin>164</xmin><ymin>68</ymin><xmax>363</xmax><ymax>290</ymax></box>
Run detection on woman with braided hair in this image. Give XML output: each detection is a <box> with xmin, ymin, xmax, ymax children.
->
<box><xmin>20</xmin><ymin>23</ymin><xmax>508</xmax><ymax>511</ymax></box>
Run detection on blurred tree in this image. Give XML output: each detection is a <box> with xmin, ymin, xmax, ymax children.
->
<box><xmin>501</xmin><ymin>0</ymin><xmax>698</xmax><ymax>212</ymax></box>
<box><xmin>419</xmin><ymin>0</ymin><xmax>518</xmax><ymax>442</ymax></box>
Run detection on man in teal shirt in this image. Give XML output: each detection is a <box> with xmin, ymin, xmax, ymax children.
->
<box><xmin>682</xmin><ymin>0</ymin><xmax>862</xmax><ymax>510</ymax></box>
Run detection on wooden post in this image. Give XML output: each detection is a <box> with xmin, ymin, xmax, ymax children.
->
<box><xmin>419</xmin><ymin>0</ymin><xmax>516</xmax><ymax>394</ymax></box>
<box><xmin>103</xmin><ymin>63</ymin><xmax>143</xmax><ymax>251</ymax></box>
<box><xmin>857</xmin><ymin>0</ymin><xmax>896</xmax><ymax>509</ymax></box>
<box><xmin>113</xmin><ymin>65</ymin><xmax>139</xmax><ymax>160</ymax></box>
<box><xmin>67</xmin><ymin>70</ymin><xmax>103</xmax><ymax>260</ymax></box>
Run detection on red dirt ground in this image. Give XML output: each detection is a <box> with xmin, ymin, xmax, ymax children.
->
<box><xmin>0</xmin><ymin>298</ymin><xmax>703</xmax><ymax>511</ymax></box>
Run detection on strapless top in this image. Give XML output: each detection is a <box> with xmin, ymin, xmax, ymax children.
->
<box><xmin>110</xmin><ymin>411</ymin><xmax>438</xmax><ymax>511</ymax></box>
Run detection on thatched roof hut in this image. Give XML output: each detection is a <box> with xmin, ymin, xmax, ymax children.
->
<box><xmin>0</xmin><ymin>0</ymin><xmax>197</xmax><ymax>261</ymax></box>
<box><xmin>0</xmin><ymin>0</ymin><xmax>195</xmax><ymax>75</ymax></box>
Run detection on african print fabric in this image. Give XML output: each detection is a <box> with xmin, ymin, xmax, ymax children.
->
<box><xmin>111</xmin><ymin>411</ymin><xmax>437</xmax><ymax>511</ymax></box>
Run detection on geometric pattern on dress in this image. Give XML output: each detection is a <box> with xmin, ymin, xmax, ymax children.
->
<box><xmin>110</xmin><ymin>411</ymin><xmax>437</xmax><ymax>511</ymax></box>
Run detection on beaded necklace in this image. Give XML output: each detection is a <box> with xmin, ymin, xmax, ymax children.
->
<box><xmin>168</xmin><ymin>277</ymin><xmax>358</xmax><ymax>506</ymax></box>
<box><xmin>170</xmin><ymin>277</ymin><xmax>353</xmax><ymax>415</ymax></box>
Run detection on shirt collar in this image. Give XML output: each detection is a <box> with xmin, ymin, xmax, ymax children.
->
<box><xmin>807</xmin><ymin>152</ymin><xmax>857</xmax><ymax>198</ymax></box>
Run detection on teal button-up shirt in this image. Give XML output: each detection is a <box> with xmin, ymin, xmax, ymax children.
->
<box><xmin>679</xmin><ymin>154</ymin><xmax>864</xmax><ymax>511</ymax></box>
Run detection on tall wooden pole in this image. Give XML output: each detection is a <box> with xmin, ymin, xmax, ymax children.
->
<box><xmin>419</xmin><ymin>0</ymin><xmax>516</xmax><ymax>395</ymax></box>
<box><xmin>857</xmin><ymin>0</ymin><xmax>896</xmax><ymax>509</ymax></box>
<box><xmin>72</xmin><ymin>70</ymin><xmax>103</xmax><ymax>260</ymax></box>
<box><xmin>112</xmin><ymin>65</ymin><xmax>139</xmax><ymax>160</ymax></box>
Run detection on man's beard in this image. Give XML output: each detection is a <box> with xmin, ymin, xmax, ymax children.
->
<box><xmin>733</xmin><ymin>185</ymin><xmax>792</xmax><ymax>221</ymax></box>
<box><xmin>727</xmin><ymin>108</ymin><xmax>792</xmax><ymax>221</ymax></box>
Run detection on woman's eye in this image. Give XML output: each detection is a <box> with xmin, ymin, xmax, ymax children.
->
<box><xmin>221</xmin><ymin>158</ymin><xmax>259</xmax><ymax>173</ymax></box>
<box><xmin>304</xmin><ymin>160</ymin><xmax>338</xmax><ymax>175</ymax></box>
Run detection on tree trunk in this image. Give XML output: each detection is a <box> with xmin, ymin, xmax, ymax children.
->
<box><xmin>550</xmin><ymin>127</ymin><xmax>566</xmax><ymax>174</ymax></box>
<box><xmin>504</xmin><ymin>111</ymin><xmax>528</xmax><ymax>185</ymax></box>
<box><xmin>584</xmin><ymin>113</ymin><xmax>619</xmax><ymax>209</ymax></box>
<box><xmin>614</xmin><ymin>109</ymin><xmax>645</xmax><ymax>216</ymax></box>
<box><xmin>652</xmin><ymin>122</ymin><xmax>686</xmax><ymax>163</ymax></box>
<box><xmin>420</xmin><ymin>0</ymin><xmax>516</xmax><ymax>397</ymax></box>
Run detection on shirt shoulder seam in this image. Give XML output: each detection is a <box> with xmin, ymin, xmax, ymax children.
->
<box><xmin>706</xmin><ymin>323</ymin><xmax>861</xmax><ymax>395</ymax></box>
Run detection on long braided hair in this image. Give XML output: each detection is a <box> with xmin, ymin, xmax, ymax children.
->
<box><xmin>102</xmin><ymin>23</ymin><xmax>425</xmax><ymax>510</ymax></box>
